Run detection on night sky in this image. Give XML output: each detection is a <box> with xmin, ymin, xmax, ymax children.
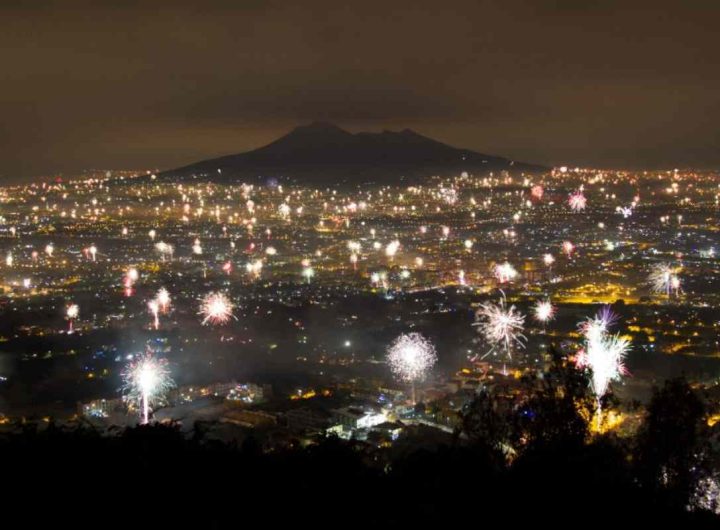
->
<box><xmin>2</xmin><ymin>0</ymin><xmax>719</xmax><ymax>180</ymax></box>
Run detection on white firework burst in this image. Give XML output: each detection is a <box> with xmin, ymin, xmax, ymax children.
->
<box><xmin>155</xmin><ymin>241</ymin><xmax>174</xmax><ymax>260</ymax></box>
<box><xmin>494</xmin><ymin>261</ymin><xmax>518</xmax><ymax>283</ymax></box>
<box><xmin>649</xmin><ymin>262</ymin><xmax>681</xmax><ymax>297</ymax></box>
<box><xmin>385</xmin><ymin>240</ymin><xmax>400</xmax><ymax>259</ymax></box>
<box><xmin>199</xmin><ymin>292</ymin><xmax>235</xmax><ymax>325</ymax></box>
<box><xmin>156</xmin><ymin>287</ymin><xmax>171</xmax><ymax>312</ymax></box>
<box><xmin>122</xmin><ymin>353</ymin><xmax>174</xmax><ymax>424</ymax></box>
<box><xmin>575</xmin><ymin>309</ymin><xmax>630</xmax><ymax>425</ymax></box>
<box><xmin>386</xmin><ymin>332</ymin><xmax>437</xmax><ymax>383</ymax></box>
<box><xmin>533</xmin><ymin>299</ymin><xmax>555</xmax><ymax>324</ymax></box>
<box><xmin>474</xmin><ymin>295</ymin><xmax>527</xmax><ymax>360</ymax></box>
<box><xmin>66</xmin><ymin>304</ymin><xmax>79</xmax><ymax>320</ymax></box>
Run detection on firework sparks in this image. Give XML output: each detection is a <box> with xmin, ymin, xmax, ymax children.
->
<box><xmin>568</xmin><ymin>191</ymin><xmax>587</xmax><ymax>212</ymax></box>
<box><xmin>494</xmin><ymin>261</ymin><xmax>518</xmax><ymax>283</ymax></box>
<box><xmin>616</xmin><ymin>206</ymin><xmax>633</xmax><ymax>218</ymax></box>
<box><xmin>122</xmin><ymin>353</ymin><xmax>174</xmax><ymax>424</ymax></box>
<box><xmin>302</xmin><ymin>266</ymin><xmax>315</xmax><ymax>283</ymax></box>
<box><xmin>156</xmin><ymin>288</ymin><xmax>171</xmax><ymax>312</ymax></box>
<box><xmin>147</xmin><ymin>299</ymin><xmax>160</xmax><ymax>330</ymax></box>
<box><xmin>124</xmin><ymin>267</ymin><xmax>139</xmax><ymax>296</ymax></box>
<box><xmin>533</xmin><ymin>299</ymin><xmax>555</xmax><ymax>324</ymax></box>
<box><xmin>66</xmin><ymin>303</ymin><xmax>79</xmax><ymax>332</ymax></box>
<box><xmin>531</xmin><ymin>184</ymin><xmax>544</xmax><ymax>200</ymax></box>
<box><xmin>127</xmin><ymin>267</ymin><xmax>139</xmax><ymax>282</ymax></box>
<box><xmin>199</xmin><ymin>292</ymin><xmax>235</xmax><ymax>325</ymax></box>
<box><xmin>649</xmin><ymin>262</ymin><xmax>682</xmax><ymax>297</ymax></box>
<box><xmin>386</xmin><ymin>332</ymin><xmax>437</xmax><ymax>402</ymax></box>
<box><xmin>246</xmin><ymin>259</ymin><xmax>263</xmax><ymax>277</ymax></box>
<box><xmin>278</xmin><ymin>202</ymin><xmax>291</xmax><ymax>219</ymax></box>
<box><xmin>385</xmin><ymin>240</ymin><xmax>400</xmax><ymax>260</ymax></box>
<box><xmin>576</xmin><ymin>309</ymin><xmax>630</xmax><ymax>427</ymax></box>
<box><xmin>155</xmin><ymin>241</ymin><xmax>174</xmax><ymax>261</ymax></box>
<box><xmin>474</xmin><ymin>294</ymin><xmax>527</xmax><ymax>361</ymax></box>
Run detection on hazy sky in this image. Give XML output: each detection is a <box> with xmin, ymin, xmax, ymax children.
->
<box><xmin>2</xmin><ymin>0</ymin><xmax>719</xmax><ymax>180</ymax></box>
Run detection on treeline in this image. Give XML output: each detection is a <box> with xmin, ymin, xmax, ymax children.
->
<box><xmin>1</xmin><ymin>357</ymin><xmax>718</xmax><ymax>527</ymax></box>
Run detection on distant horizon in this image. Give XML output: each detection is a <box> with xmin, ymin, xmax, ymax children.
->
<box><xmin>3</xmin><ymin>120</ymin><xmax>719</xmax><ymax>185</ymax></box>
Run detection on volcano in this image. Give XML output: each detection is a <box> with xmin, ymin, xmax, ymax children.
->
<box><xmin>159</xmin><ymin>122</ymin><xmax>546</xmax><ymax>185</ymax></box>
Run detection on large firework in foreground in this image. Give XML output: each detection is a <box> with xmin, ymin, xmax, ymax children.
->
<box><xmin>122</xmin><ymin>354</ymin><xmax>174</xmax><ymax>424</ymax></box>
<box><xmin>648</xmin><ymin>262</ymin><xmax>682</xmax><ymax>297</ymax></box>
<box><xmin>576</xmin><ymin>309</ymin><xmax>630</xmax><ymax>427</ymax></box>
<box><xmin>474</xmin><ymin>294</ymin><xmax>527</xmax><ymax>362</ymax></box>
<box><xmin>386</xmin><ymin>333</ymin><xmax>437</xmax><ymax>402</ymax></box>
<box><xmin>199</xmin><ymin>292</ymin><xmax>235</xmax><ymax>325</ymax></box>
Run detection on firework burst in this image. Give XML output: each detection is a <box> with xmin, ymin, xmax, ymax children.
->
<box><xmin>649</xmin><ymin>262</ymin><xmax>682</xmax><ymax>297</ymax></box>
<box><xmin>155</xmin><ymin>241</ymin><xmax>174</xmax><ymax>261</ymax></box>
<box><xmin>66</xmin><ymin>303</ymin><xmax>79</xmax><ymax>332</ymax></box>
<box><xmin>385</xmin><ymin>240</ymin><xmax>400</xmax><ymax>260</ymax></box>
<box><xmin>121</xmin><ymin>353</ymin><xmax>174</xmax><ymax>424</ymax></box>
<box><xmin>156</xmin><ymin>287</ymin><xmax>171</xmax><ymax>312</ymax></box>
<box><xmin>386</xmin><ymin>333</ymin><xmax>437</xmax><ymax>402</ymax></box>
<box><xmin>531</xmin><ymin>184</ymin><xmax>544</xmax><ymax>200</ymax></box>
<box><xmin>199</xmin><ymin>292</ymin><xmax>236</xmax><ymax>325</ymax></box>
<box><xmin>568</xmin><ymin>191</ymin><xmax>587</xmax><ymax>212</ymax></box>
<box><xmin>533</xmin><ymin>299</ymin><xmax>555</xmax><ymax>324</ymax></box>
<box><xmin>147</xmin><ymin>299</ymin><xmax>160</xmax><ymax>330</ymax></box>
<box><xmin>302</xmin><ymin>266</ymin><xmax>315</xmax><ymax>283</ymax></box>
<box><xmin>494</xmin><ymin>261</ymin><xmax>518</xmax><ymax>283</ymax></box>
<box><xmin>474</xmin><ymin>294</ymin><xmax>527</xmax><ymax>361</ymax></box>
<box><xmin>576</xmin><ymin>309</ymin><xmax>630</xmax><ymax>427</ymax></box>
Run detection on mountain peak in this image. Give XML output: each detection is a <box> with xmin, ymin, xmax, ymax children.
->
<box><xmin>163</xmin><ymin>123</ymin><xmax>547</xmax><ymax>184</ymax></box>
<box><xmin>290</xmin><ymin>121</ymin><xmax>349</xmax><ymax>135</ymax></box>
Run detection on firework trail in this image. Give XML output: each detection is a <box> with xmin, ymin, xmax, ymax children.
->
<box><xmin>66</xmin><ymin>304</ymin><xmax>79</xmax><ymax>332</ymax></box>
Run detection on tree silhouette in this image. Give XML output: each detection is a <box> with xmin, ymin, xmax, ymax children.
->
<box><xmin>635</xmin><ymin>377</ymin><xmax>710</xmax><ymax>511</ymax></box>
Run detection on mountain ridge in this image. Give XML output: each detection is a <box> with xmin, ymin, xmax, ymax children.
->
<box><xmin>159</xmin><ymin>122</ymin><xmax>547</xmax><ymax>185</ymax></box>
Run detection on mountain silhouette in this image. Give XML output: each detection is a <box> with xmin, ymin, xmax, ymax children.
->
<box><xmin>160</xmin><ymin>122</ymin><xmax>546</xmax><ymax>185</ymax></box>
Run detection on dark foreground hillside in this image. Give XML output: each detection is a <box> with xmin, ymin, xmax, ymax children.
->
<box><xmin>2</xmin><ymin>374</ymin><xmax>718</xmax><ymax>528</ymax></box>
